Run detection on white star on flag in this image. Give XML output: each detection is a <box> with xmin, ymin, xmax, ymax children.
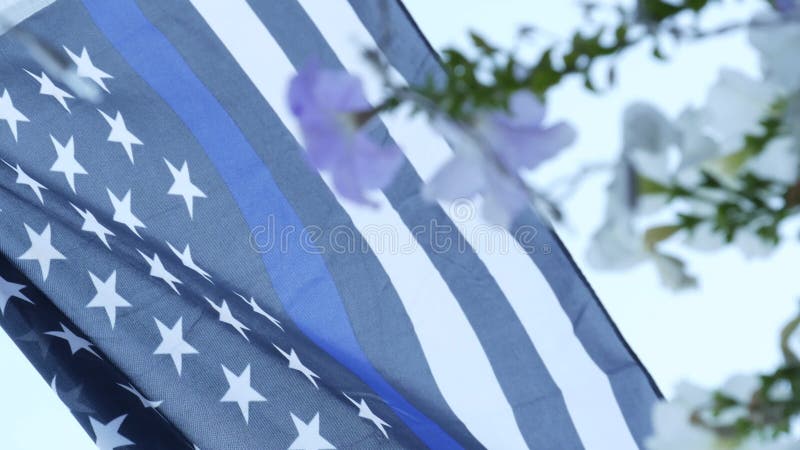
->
<box><xmin>0</xmin><ymin>274</ymin><xmax>33</xmax><ymax>315</ymax></box>
<box><xmin>107</xmin><ymin>188</ymin><xmax>146</xmax><ymax>238</ymax></box>
<box><xmin>234</xmin><ymin>292</ymin><xmax>283</xmax><ymax>331</ymax></box>
<box><xmin>205</xmin><ymin>297</ymin><xmax>250</xmax><ymax>341</ymax></box>
<box><xmin>25</xmin><ymin>70</ymin><xmax>74</xmax><ymax>112</ymax></box>
<box><xmin>220</xmin><ymin>364</ymin><xmax>266</xmax><ymax>424</ymax></box>
<box><xmin>99</xmin><ymin>110</ymin><xmax>142</xmax><ymax>163</ymax></box>
<box><xmin>117</xmin><ymin>383</ymin><xmax>163</xmax><ymax>409</ymax></box>
<box><xmin>137</xmin><ymin>250</ymin><xmax>182</xmax><ymax>294</ymax></box>
<box><xmin>3</xmin><ymin>160</ymin><xmax>47</xmax><ymax>204</ymax></box>
<box><xmin>167</xmin><ymin>242</ymin><xmax>212</xmax><ymax>282</ymax></box>
<box><xmin>18</xmin><ymin>223</ymin><xmax>65</xmax><ymax>281</ymax></box>
<box><xmin>273</xmin><ymin>344</ymin><xmax>319</xmax><ymax>389</ymax></box>
<box><xmin>89</xmin><ymin>414</ymin><xmax>134</xmax><ymax>450</ymax></box>
<box><xmin>50</xmin><ymin>135</ymin><xmax>87</xmax><ymax>193</ymax></box>
<box><xmin>343</xmin><ymin>393</ymin><xmax>391</xmax><ymax>439</ymax></box>
<box><xmin>86</xmin><ymin>270</ymin><xmax>131</xmax><ymax>329</ymax></box>
<box><xmin>289</xmin><ymin>413</ymin><xmax>335</xmax><ymax>450</ymax></box>
<box><xmin>45</xmin><ymin>323</ymin><xmax>100</xmax><ymax>358</ymax></box>
<box><xmin>64</xmin><ymin>46</ymin><xmax>113</xmax><ymax>92</ymax></box>
<box><xmin>70</xmin><ymin>203</ymin><xmax>115</xmax><ymax>249</ymax></box>
<box><xmin>153</xmin><ymin>317</ymin><xmax>198</xmax><ymax>376</ymax></box>
<box><xmin>0</xmin><ymin>88</ymin><xmax>28</xmax><ymax>141</ymax></box>
<box><xmin>164</xmin><ymin>159</ymin><xmax>206</xmax><ymax>219</ymax></box>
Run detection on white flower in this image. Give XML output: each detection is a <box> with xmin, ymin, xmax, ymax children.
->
<box><xmin>587</xmin><ymin>218</ymin><xmax>648</xmax><ymax>269</ymax></box>
<box><xmin>684</xmin><ymin>222</ymin><xmax>727</xmax><ymax>252</ymax></box>
<box><xmin>676</xmin><ymin>108</ymin><xmax>719</xmax><ymax>168</ymax></box>
<box><xmin>746</xmin><ymin>136</ymin><xmax>800</xmax><ymax>185</ymax></box>
<box><xmin>652</xmin><ymin>253</ymin><xmax>698</xmax><ymax>291</ymax></box>
<box><xmin>749</xmin><ymin>12</ymin><xmax>800</xmax><ymax>92</ymax></box>
<box><xmin>586</xmin><ymin>223</ymin><xmax>698</xmax><ymax>290</ymax></box>
<box><xmin>720</xmin><ymin>374</ymin><xmax>761</xmax><ymax>405</ymax></box>
<box><xmin>704</xmin><ymin>69</ymin><xmax>779</xmax><ymax>153</ymax></box>
<box><xmin>645</xmin><ymin>377</ymin><xmax>792</xmax><ymax>450</ymax></box>
<box><xmin>623</xmin><ymin>102</ymin><xmax>678</xmax><ymax>154</ymax></box>
<box><xmin>600</xmin><ymin>103</ymin><xmax>678</xmax><ymax>219</ymax></box>
<box><xmin>738</xmin><ymin>436</ymin><xmax>800</xmax><ymax>450</ymax></box>
<box><xmin>623</xmin><ymin>102</ymin><xmax>678</xmax><ymax>185</ymax></box>
<box><xmin>767</xmin><ymin>379</ymin><xmax>793</xmax><ymax>402</ymax></box>
<box><xmin>646</xmin><ymin>383</ymin><xmax>717</xmax><ymax>450</ymax></box>
<box><xmin>674</xmin><ymin>107</ymin><xmax>726</xmax><ymax>187</ymax></box>
<box><xmin>672</xmin><ymin>381</ymin><xmax>714</xmax><ymax>409</ymax></box>
<box><xmin>734</xmin><ymin>225</ymin><xmax>775</xmax><ymax>259</ymax></box>
<box><xmin>646</xmin><ymin>401</ymin><xmax>718</xmax><ymax>450</ymax></box>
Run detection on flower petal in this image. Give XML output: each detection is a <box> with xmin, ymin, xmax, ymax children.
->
<box><xmin>331</xmin><ymin>160</ymin><xmax>379</xmax><ymax>207</ymax></box>
<box><xmin>480</xmin><ymin>94</ymin><xmax>576</xmax><ymax>171</ymax></box>
<box><xmin>480</xmin><ymin>168</ymin><xmax>529</xmax><ymax>228</ymax></box>
<box><xmin>746</xmin><ymin>136</ymin><xmax>799</xmax><ymax>184</ymax></box>
<box><xmin>750</xmin><ymin>12</ymin><xmax>800</xmax><ymax>91</ymax></box>
<box><xmin>675</xmin><ymin>107</ymin><xmax>720</xmax><ymax>170</ymax></box>
<box><xmin>684</xmin><ymin>222</ymin><xmax>726</xmax><ymax>252</ymax></box>
<box><xmin>288</xmin><ymin>59</ymin><xmax>320</xmax><ymax>118</ymax></box>
<box><xmin>734</xmin><ymin>226</ymin><xmax>775</xmax><ymax>259</ymax></box>
<box><xmin>350</xmin><ymin>133</ymin><xmax>405</xmax><ymax>190</ymax></box>
<box><xmin>315</xmin><ymin>70</ymin><xmax>371</xmax><ymax>112</ymax></box>
<box><xmin>586</xmin><ymin>219</ymin><xmax>648</xmax><ymax>270</ymax></box>
<box><xmin>289</xmin><ymin>63</ymin><xmax>401</xmax><ymax>204</ymax></box>
<box><xmin>422</xmin><ymin>156</ymin><xmax>487</xmax><ymax>202</ymax></box>
<box><xmin>493</xmin><ymin>121</ymin><xmax>576</xmax><ymax>170</ymax></box>
<box><xmin>652</xmin><ymin>253</ymin><xmax>697</xmax><ymax>291</ymax></box>
<box><xmin>720</xmin><ymin>374</ymin><xmax>761</xmax><ymax>405</ymax></box>
<box><xmin>623</xmin><ymin>102</ymin><xmax>677</xmax><ymax>156</ymax></box>
<box><xmin>505</xmin><ymin>90</ymin><xmax>545</xmax><ymax>126</ymax></box>
<box><xmin>704</xmin><ymin>69</ymin><xmax>779</xmax><ymax>152</ymax></box>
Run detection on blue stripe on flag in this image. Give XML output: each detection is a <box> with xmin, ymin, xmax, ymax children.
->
<box><xmin>78</xmin><ymin>0</ymin><xmax>462</xmax><ymax>447</ymax></box>
<box><xmin>132</xmin><ymin>0</ymin><xmax>484</xmax><ymax>446</ymax></box>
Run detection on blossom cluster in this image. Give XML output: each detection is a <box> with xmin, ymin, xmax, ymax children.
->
<box><xmin>647</xmin><ymin>310</ymin><xmax>800</xmax><ymax>449</ymax></box>
<box><xmin>648</xmin><ymin>375</ymin><xmax>798</xmax><ymax>450</ymax></box>
<box><xmin>588</xmin><ymin>10</ymin><xmax>800</xmax><ymax>290</ymax></box>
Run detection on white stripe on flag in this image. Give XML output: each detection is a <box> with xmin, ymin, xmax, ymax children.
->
<box><xmin>188</xmin><ymin>1</ymin><xmax>530</xmax><ymax>448</ymax></box>
<box><xmin>297</xmin><ymin>1</ymin><xmax>639</xmax><ymax>449</ymax></box>
<box><xmin>0</xmin><ymin>0</ymin><xmax>54</xmax><ymax>33</ymax></box>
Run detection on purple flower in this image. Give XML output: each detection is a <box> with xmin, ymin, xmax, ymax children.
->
<box><xmin>479</xmin><ymin>91</ymin><xmax>576</xmax><ymax>172</ymax></box>
<box><xmin>774</xmin><ymin>0</ymin><xmax>797</xmax><ymax>14</ymax></box>
<box><xmin>288</xmin><ymin>62</ymin><xmax>403</xmax><ymax>206</ymax></box>
<box><xmin>425</xmin><ymin>91</ymin><xmax>575</xmax><ymax>227</ymax></box>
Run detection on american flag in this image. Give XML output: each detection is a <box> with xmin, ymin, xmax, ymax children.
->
<box><xmin>0</xmin><ymin>0</ymin><xmax>660</xmax><ymax>448</ymax></box>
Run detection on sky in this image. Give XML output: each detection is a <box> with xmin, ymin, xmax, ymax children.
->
<box><xmin>1</xmin><ymin>0</ymin><xmax>796</xmax><ymax>448</ymax></box>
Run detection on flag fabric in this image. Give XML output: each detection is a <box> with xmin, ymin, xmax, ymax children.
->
<box><xmin>0</xmin><ymin>0</ymin><xmax>661</xmax><ymax>448</ymax></box>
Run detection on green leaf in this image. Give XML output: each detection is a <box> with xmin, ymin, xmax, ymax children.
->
<box><xmin>644</xmin><ymin>224</ymin><xmax>681</xmax><ymax>249</ymax></box>
<box><xmin>652</xmin><ymin>45</ymin><xmax>666</xmax><ymax>61</ymax></box>
<box><xmin>637</xmin><ymin>175</ymin><xmax>671</xmax><ymax>195</ymax></box>
<box><xmin>469</xmin><ymin>32</ymin><xmax>497</xmax><ymax>56</ymax></box>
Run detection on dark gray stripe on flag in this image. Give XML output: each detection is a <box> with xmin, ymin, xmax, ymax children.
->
<box><xmin>247</xmin><ymin>0</ymin><xmax>585</xmax><ymax>448</ymax></box>
<box><xmin>346</xmin><ymin>0</ymin><xmax>663</xmax><ymax>444</ymax></box>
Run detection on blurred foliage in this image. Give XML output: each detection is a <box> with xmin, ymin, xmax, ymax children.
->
<box><xmin>692</xmin><ymin>313</ymin><xmax>800</xmax><ymax>445</ymax></box>
<box><xmin>400</xmin><ymin>0</ymin><xmax>791</xmax><ymax>122</ymax></box>
<box><xmin>645</xmin><ymin>101</ymin><xmax>800</xmax><ymax>253</ymax></box>
<box><xmin>406</xmin><ymin>0</ymin><xmax>751</xmax><ymax>120</ymax></box>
